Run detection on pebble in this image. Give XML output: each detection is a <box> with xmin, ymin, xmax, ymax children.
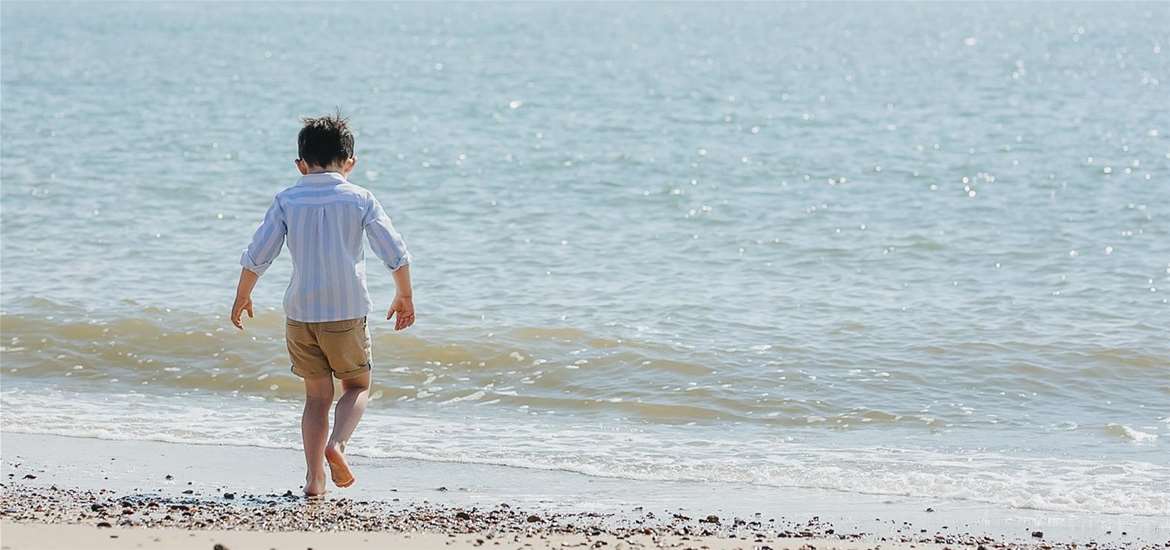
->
<box><xmin>0</xmin><ymin>485</ymin><xmax>1132</xmax><ymax>550</ymax></box>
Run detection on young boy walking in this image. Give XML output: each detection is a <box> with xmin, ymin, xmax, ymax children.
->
<box><xmin>230</xmin><ymin>114</ymin><xmax>414</xmax><ymax>496</ymax></box>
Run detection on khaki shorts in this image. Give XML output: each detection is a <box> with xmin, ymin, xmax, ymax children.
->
<box><xmin>285</xmin><ymin>317</ymin><xmax>372</xmax><ymax>380</ymax></box>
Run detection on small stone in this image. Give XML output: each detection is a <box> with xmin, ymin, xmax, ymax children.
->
<box><xmin>213</xmin><ymin>544</ymin><xmax>229</xmax><ymax>550</ymax></box>
<box><xmin>165</xmin><ymin>475</ymin><xmax>173</xmax><ymax>480</ymax></box>
<box><xmin>1032</xmin><ymin>531</ymin><xmax>1044</xmax><ymax>538</ymax></box>
<box><xmin>437</xmin><ymin>486</ymin><xmax>448</xmax><ymax>492</ymax></box>
<box><xmin>96</xmin><ymin>521</ymin><xmax>112</xmax><ymax>528</ymax></box>
<box><xmin>526</xmin><ymin>514</ymin><xmax>543</xmax><ymax>523</ymax></box>
<box><xmin>701</xmin><ymin>514</ymin><xmax>720</xmax><ymax>524</ymax></box>
<box><xmin>22</xmin><ymin>474</ymin><xmax>36</xmax><ymax>480</ymax></box>
<box><xmin>455</xmin><ymin>511</ymin><xmax>471</xmax><ymax>520</ymax></box>
<box><xmin>925</xmin><ymin>507</ymin><xmax>934</xmax><ymax>512</ymax></box>
<box><xmin>223</xmin><ymin>492</ymin><xmax>235</xmax><ymax>499</ymax></box>
<box><xmin>182</xmin><ymin>490</ymin><xmax>194</xmax><ymax>494</ymax></box>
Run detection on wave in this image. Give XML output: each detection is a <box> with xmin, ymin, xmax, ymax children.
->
<box><xmin>3</xmin><ymin>308</ymin><xmax>1169</xmax><ymax>434</ymax></box>
<box><xmin>1104</xmin><ymin>423</ymin><xmax>1159</xmax><ymax>443</ymax></box>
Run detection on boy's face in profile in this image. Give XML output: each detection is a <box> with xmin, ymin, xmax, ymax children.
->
<box><xmin>295</xmin><ymin>156</ymin><xmax>357</xmax><ymax>177</ymax></box>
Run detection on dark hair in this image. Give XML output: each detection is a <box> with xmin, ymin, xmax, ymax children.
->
<box><xmin>298</xmin><ymin>112</ymin><xmax>354</xmax><ymax>168</ymax></box>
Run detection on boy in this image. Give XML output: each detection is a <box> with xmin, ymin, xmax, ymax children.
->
<box><xmin>230</xmin><ymin>114</ymin><xmax>414</xmax><ymax>497</ymax></box>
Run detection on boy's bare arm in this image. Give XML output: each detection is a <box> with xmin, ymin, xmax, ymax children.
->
<box><xmin>387</xmin><ymin>265</ymin><xmax>415</xmax><ymax>331</ymax></box>
<box><xmin>231</xmin><ymin>268</ymin><xmax>260</xmax><ymax>330</ymax></box>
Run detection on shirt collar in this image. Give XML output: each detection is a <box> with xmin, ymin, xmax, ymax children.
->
<box><xmin>296</xmin><ymin>172</ymin><xmax>348</xmax><ymax>186</ymax></box>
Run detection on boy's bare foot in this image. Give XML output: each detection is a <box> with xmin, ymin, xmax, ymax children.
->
<box><xmin>304</xmin><ymin>470</ymin><xmax>328</xmax><ymax>497</ymax></box>
<box><xmin>325</xmin><ymin>442</ymin><xmax>355</xmax><ymax>488</ymax></box>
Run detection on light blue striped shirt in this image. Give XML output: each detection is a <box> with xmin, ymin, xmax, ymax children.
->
<box><xmin>241</xmin><ymin>171</ymin><xmax>412</xmax><ymax>323</ymax></box>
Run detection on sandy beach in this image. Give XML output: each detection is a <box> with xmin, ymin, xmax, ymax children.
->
<box><xmin>0</xmin><ymin>521</ymin><xmax>950</xmax><ymax>550</ymax></box>
<box><xmin>0</xmin><ymin>488</ymin><xmax>1096</xmax><ymax>550</ymax></box>
<box><xmin>0</xmin><ymin>485</ymin><xmax>943</xmax><ymax>550</ymax></box>
<box><xmin>2</xmin><ymin>433</ymin><xmax>1166</xmax><ymax>550</ymax></box>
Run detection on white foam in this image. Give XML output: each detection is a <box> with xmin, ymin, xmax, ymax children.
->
<box><xmin>1107</xmin><ymin>423</ymin><xmax>1159</xmax><ymax>443</ymax></box>
<box><xmin>3</xmin><ymin>388</ymin><xmax>1168</xmax><ymax>517</ymax></box>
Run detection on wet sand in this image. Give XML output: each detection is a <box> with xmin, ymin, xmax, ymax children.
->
<box><xmin>1</xmin><ymin>432</ymin><xmax>1165</xmax><ymax>550</ymax></box>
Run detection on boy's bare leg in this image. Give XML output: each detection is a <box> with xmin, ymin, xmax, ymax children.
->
<box><xmin>325</xmin><ymin>371</ymin><xmax>370</xmax><ymax>487</ymax></box>
<box><xmin>301</xmin><ymin>375</ymin><xmax>335</xmax><ymax>496</ymax></box>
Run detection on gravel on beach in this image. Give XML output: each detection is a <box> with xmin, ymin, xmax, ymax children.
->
<box><xmin>2</xmin><ymin>484</ymin><xmax>1165</xmax><ymax>550</ymax></box>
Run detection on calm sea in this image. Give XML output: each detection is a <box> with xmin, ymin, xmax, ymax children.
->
<box><xmin>2</xmin><ymin>2</ymin><xmax>1167</xmax><ymax>516</ymax></box>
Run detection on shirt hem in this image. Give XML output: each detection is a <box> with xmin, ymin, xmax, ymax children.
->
<box><xmin>284</xmin><ymin>310</ymin><xmax>372</xmax><ymax>324</ymax></box>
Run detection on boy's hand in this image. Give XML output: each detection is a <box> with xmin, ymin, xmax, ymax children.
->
<box><xmin>387</xmin><ymin>294</ymin><xmax>415</xmax><ymax>331</ymax></box>
<box><xmin>231</xmin><ymin>294</ymin><xmax>254</xmax><ymax>330</ymax></box>
<box><xmin>231</xmin><ymin>268</ymin><xmax>260</xmax><ymax>330</ymax></box>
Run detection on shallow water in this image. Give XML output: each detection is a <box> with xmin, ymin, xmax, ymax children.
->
<box><xmin>2</xmin><ymin>3</ymin><xmax>1168</xmax><ymax>516</ymax></box>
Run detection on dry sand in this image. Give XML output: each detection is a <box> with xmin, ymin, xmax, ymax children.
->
<box><xmin>0</xmin><ymin>521</ymin><xmax>950</xmax><ymax>550</ymax></box>
<box><xmin>0</xmin><ymin>521</ymin><xmax>952</xmax><ymax>550</ymax></box>
<box><xmin>0</xmin><ymin>484</ymin><xmax>1143</xmax><ymax>550</ymax></box>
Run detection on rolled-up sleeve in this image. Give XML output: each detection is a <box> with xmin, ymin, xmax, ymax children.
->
<box><xmin>363</xmin><ymin>195</ymin><xmax>411</xmax><ymax>271</ymax></box>
<box><xmin>240</xmin><ymin>197</ymin><xmax>286</xmax><ymax>276</ymax></box>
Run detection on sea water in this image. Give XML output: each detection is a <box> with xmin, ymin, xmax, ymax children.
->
<box><xmin>1</xmin><ymin>2</ymin><xmax>1167</xmax><ymax>517</ymax></box>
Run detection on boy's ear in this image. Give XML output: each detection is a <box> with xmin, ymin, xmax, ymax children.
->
<box><xmin>295</xmin><ymin>159</ymin><xmax>309</xmax><ymax>175</ymax></box>
<box><xmin>345</xmin><ymin>156</ymin><xmax>357</xmax><ymax>174</ymax></box>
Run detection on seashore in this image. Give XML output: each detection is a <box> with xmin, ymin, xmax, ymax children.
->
<box><xmin>0</xmin><ymin>433</ymin><xmax>1166</xmax><ymax>550</ymax></box>
<box><xmin>0</xmin><ymin>485</ymin><xmax>1124</xmax><ymax>550</ymax></box>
